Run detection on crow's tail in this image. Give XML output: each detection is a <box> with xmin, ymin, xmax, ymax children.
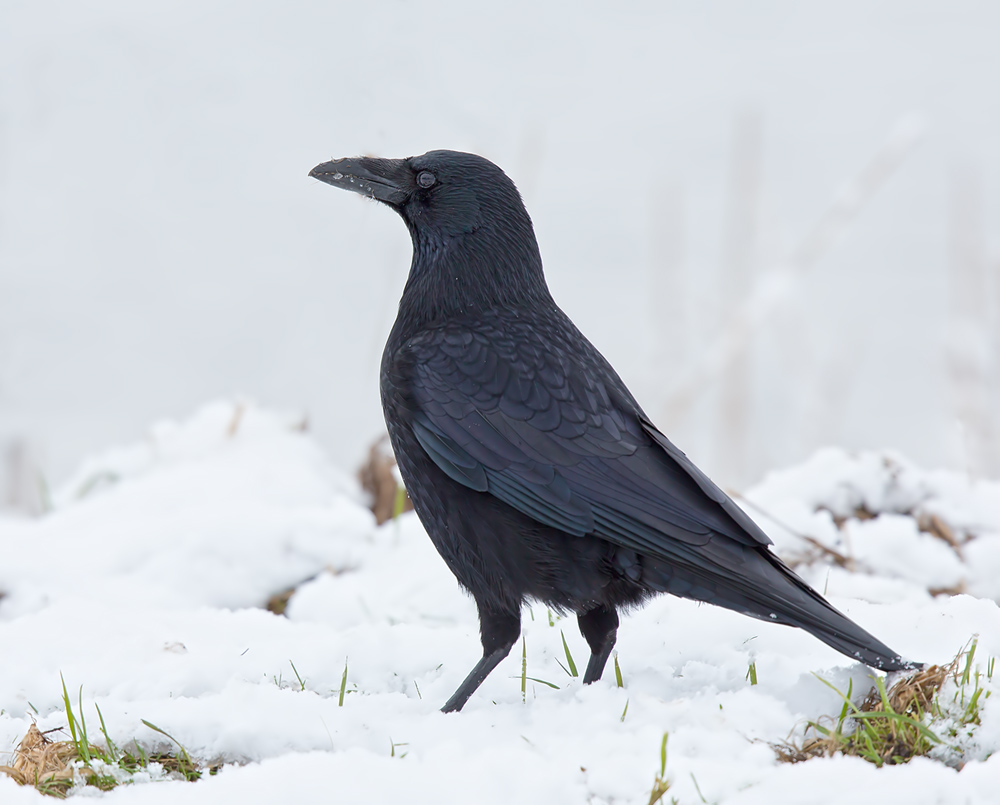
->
<box><xmin>646</xmin><ymin>549</ymin><xmax>918</xmax><ymax>672</ymax></box>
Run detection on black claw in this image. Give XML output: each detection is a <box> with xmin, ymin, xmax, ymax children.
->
<box><xmin>578</xmin><ymin>606</ymin><xmax>619</xmax><ymax>684</ymax></box>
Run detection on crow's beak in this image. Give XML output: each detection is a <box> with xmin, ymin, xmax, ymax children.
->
<box><xmin>309</xmin><ymin>157</ymin><xmax>411</xmax><ymax>206</ymax></box>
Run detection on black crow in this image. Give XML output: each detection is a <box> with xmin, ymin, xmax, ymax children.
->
<box><xmin>309</xmin><ymin>150</ymin><xmax>915</xmax><ymax>712</ymax></box>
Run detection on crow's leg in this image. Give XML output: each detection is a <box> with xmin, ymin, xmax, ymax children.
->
<box><xmin>441</xmin><ymin>605</ymin><xmax>521</xmax><ymax>713</ymax></box>
<box><xmin>578</xmin><ymin>605</ymin><xmax>619</xmax><ymax>684</ymax></box>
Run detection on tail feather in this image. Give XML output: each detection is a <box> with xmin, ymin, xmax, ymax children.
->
<box><xmin>646</xmin><ymin>550</ymin><xmax>919</xmax><ymax>672</ymax></box>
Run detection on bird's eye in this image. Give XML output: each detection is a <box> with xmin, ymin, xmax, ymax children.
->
<box><xmin>416</xmin><ymin>171</ymin><xmax>436</xmax><ymax>188</ymax></box>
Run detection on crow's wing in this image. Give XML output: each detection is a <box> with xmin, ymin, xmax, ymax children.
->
<box><xmin>403</xmin><ymin>319</ymin><xmax>772</xmax><ymax>564</ymax></box>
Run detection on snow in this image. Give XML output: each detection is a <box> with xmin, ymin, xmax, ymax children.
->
<box><xmin>746</xmin><ymin>449</ymin><xmax>1000</xmax><ymax>600</ymax></box>
<box><xmin>1</xmin><ymin>401</ymin><xmax>999</xmax><ymax>802</ymax></box>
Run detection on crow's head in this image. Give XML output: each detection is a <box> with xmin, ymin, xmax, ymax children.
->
<box><xmin>310</xmin><ymin>150</ymin><xmax>529</xmax><ymax>241</ymax></box>
<box><xmin>311</xmin><ymin>150</ymin><xmax>547</xmax><ymax>313</ymax></box>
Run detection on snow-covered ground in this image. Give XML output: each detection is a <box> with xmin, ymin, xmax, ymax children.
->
<box><xmin>1</xmin><ymin>401</ymin><xmax>999</xmax><ymax>803</ymax></box>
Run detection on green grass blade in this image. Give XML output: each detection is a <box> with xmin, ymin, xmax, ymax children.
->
<box><xmin>962</xmin><ymin>638</ymin><xmax>978</xmax><ymax>687</ymax></box>
<box><xmin>874</xmin><ymin>675</ymin><xmax>892</xmax><ymax>711</ymax></box>
<box><xmin>140</xmin><ymin>719</ymin><xmax>200</xmax><ymax>781</ymax></box>
<box><xmin>691</xmin><ymin>772</ymin><xmax>708</xmax><ymax>803</ymax></box>
<box><xmin>809</xmin><ymin>721</ymin><xmax>833</xmax><ymax>738</ymax></box>
<box><xmin>965</xmin><ymin>685</ymin><xmax>984</xmax><ymax>722</ymax></box>
<box><xmin>391</xmin><ymin>485</ymin><xmax>407</xmax><ymax>520</ymax></box>
<box><xmin>812</xmin><ymin>673</ymin><xmax>863</xmax><ymax>716</ymax></box>
<box><xmin>836</xmin><ymin>678</ymin><xmax>854</xmax><ymax>732</ymax></box>
<box><xmin>849</xmin><ymin>710</ymin><xmax>943</xmax><ymax>744</ymax></box>
<box><xmin>560</xmin><ymin>630</ymin><xmax>578</xmax><ymax>677</ymax></box>
<box><xmin>59</xmin><ymin>675</ymin><xmax>92</xmax><ymax>763</ymax></box>
<box><xmin>140</xmin><ymin>719</ymin><xmax>191</xmax><ymax>763</ymax></box>
<box><xmin>77</xmin><ymin>686</ymin><xmax>91</xmax><ymax>758</ymax></box>
<box><xmin>95</xmin><ymin>703</ymin><xmax>119</xmax><ymax>763</ymax></box>
<box><xmin>338</xmin><ymin>659</ymin><xmax>348</xmax><ymax>707</ymax></box>
<box><xmin>521</xmin><ymin>637</ymin><xmax>527</xmax><ymax>703</ymax></box>
<box><xmin>524</xmin><ymin>676</ymin><xmax>560</xmax><ymax>690</ymax></box>
<box><xmin>59</xmin><ymin>673</ymin><xmax>78</xmax><ymax>748</ymax></box>
<box><xmin>289</xmin><ymin>660</ymin><xmax>306</xmax><ymax>691</ymax></box>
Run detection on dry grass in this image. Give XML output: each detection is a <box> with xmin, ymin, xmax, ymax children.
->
<box><xmin>916</xmin><ymin>512</ymin><xmax>965</xmax><ymax>557</ymax></box>
<box><xmin>0</xmin><ymin>723</ymin><xmax>204</xmax><ymax>798</ymax></box>
<box><xmin>0</xmin><ymin>724</ymin><xmax>79</xmax><ymax>795</ymax></box>
<box><xmin>358</xmin><ymin>436</ymin><xmax>412</xmax><ymax>525</ymax></box>
<box><xmin>774</xmin><ymin>642</ymin><xmax>990</xmax><ymax>769</ymax></box>
<box><xmin>818</xmin><ymin>499</ymin><xmax>971</xmax><ymax>561</ymax></box>
<box><xmin>1</xmin><ymin>679</ymin><xmax>205</xmax><ymax>797</ymax></box>
<box><xmin>265</xmin><ymin>586</ymin><xmax>297</xmax><ymax>615</ymax></box>
<box><xmin>774</xmin><ymin>665</ymin><xmax>949</xmax><ymax>765</ymax></box>
<box><xmin>863</xmin><ymin>663</ymin><xmax>951</xmax><ymax>716</ymax></box>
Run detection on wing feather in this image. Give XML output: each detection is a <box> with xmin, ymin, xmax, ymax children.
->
<box><xmin>403</xmin><ymin>320</ymin><xmax>770</xmax><ymax>563</ymax></box>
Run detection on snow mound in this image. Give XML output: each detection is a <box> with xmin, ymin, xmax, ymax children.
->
<box><xmin>747</xmin><ymin>448</ymin><xmax>1000</xmax><ymax>601</ymax></box>
<box><xmin>0</xmin><ymin>400</ymin><xmax>373</xmax><ymax>619</ymax></box>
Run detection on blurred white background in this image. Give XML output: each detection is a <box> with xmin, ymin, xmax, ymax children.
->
<box><xmin>1</xmin><ymin>0</ymin><xmax>999</xmax><ymax>511</ymax></box>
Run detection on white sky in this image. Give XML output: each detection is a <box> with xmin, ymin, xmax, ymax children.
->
<box><xmin>1</xmin><ymin>0</ymin><xmax>999</xmax><ymax>493</ymax></box>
